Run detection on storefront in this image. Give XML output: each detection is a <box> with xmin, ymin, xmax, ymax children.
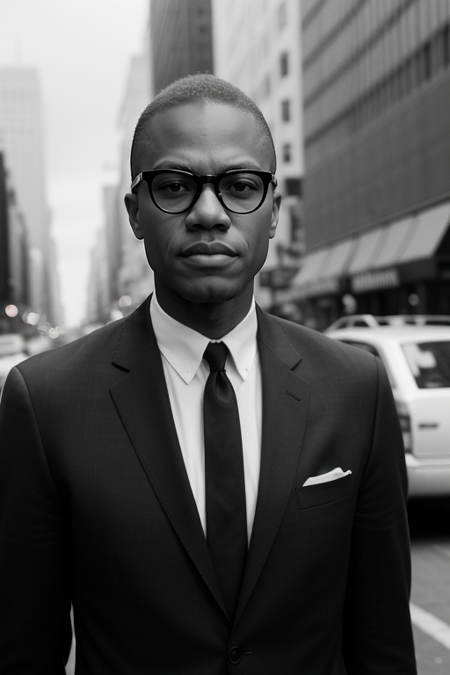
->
<box><xmin>281</xmin><ymin>200</ymin><xmax>450</xmax><ymax>331</ymax></box>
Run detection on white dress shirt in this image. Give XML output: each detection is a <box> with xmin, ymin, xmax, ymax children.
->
<box><xmin>150</xmin><ymin>293</ymin><xmax>262</xmax><ymax>543</ymax></box>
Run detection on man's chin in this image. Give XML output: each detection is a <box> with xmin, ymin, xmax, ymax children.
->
<box><xmin>179</xmin><ymin>279</ymin><xmax>247</xmax><ymax>305</ymax></box>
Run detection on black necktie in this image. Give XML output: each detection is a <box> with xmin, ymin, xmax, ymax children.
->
<box><xmin>203</xmin><ymin>341</ymin><xmax>247</xmax><ymax>618</ymax></box>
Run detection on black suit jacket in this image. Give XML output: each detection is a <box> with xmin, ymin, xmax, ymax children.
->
<box><xmin>0</xmin><ymin>300</ymin><xmax>416</xmax><ymax>674</ymax></box>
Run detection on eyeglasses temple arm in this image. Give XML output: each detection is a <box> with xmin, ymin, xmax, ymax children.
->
<box><xmin>130</xmin><ymin>173</ymin><xmax>143</xmax><ymax>191</ymax></box>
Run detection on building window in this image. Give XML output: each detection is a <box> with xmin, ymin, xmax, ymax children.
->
<box><xmin>280</xmin><ymin>52</ymin><xmax>289</xmax><ymax>77</ymax></box>
<box><xmin>282</xmin><ymin>143</ymin><xmax>292</xmax><ymax>162</ymax></box>
<box><xmin>281</xmin><ymin>99</ymin><xmax>291</xmax><ymax>122</ymax></box>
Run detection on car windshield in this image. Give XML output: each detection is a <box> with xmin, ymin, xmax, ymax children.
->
<box><xmin>402</xmin><ymin>341</ymin><xmax>450</xmax><ymax>388</ymax></box>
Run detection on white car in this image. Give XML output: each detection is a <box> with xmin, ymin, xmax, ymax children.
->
<box><xmin>0</xmin><ymin>334</ymin><xmax>28</xmax><ymax>398</ymax></box>
<box><xmin>325</xmin><ymin>314</ymin><xmax>450</xmax><ymax>332</ymax></box>
<box><xmin>326</xmin><ymin>326</ymin><xmax>450</xmax><ymax>498</ymax></box>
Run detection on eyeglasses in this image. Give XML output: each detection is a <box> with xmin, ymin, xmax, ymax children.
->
<box><xmin>130</xmin><ymin>169</ymin><xmax>277</xmax><ymax>215</ymax></box>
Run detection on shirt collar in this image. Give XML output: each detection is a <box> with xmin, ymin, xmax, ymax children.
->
<box><xmin>150</xmin><ymin>292</ymin><xmax>258</xmax><ymax>384</ymax></box>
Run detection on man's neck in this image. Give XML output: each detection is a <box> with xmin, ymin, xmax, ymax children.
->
<box><xmin>154</xmin><ymin>284</ymin><xmax>254</xmax><ymax>339</ymax></box>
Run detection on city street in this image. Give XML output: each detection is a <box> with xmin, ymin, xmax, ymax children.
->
<box><xmin>409</xmin><ymin>498</ymin><xmax>450</xmax><ymax>674</ymax></box>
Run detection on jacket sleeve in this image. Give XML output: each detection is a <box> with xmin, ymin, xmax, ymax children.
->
<box><xmin>342</xmin><ymin>357</ymin><xmax>417</xmax><ymax>674</ymax></box>
<box><xmin>0</xmin><ymin>367</ymin><xmax>72</xmax><ymax>674</ymax></box>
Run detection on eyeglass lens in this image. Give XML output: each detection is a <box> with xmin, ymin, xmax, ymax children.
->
<box><xmin>150</xmin><ymin>171</ymin><xmax>266</xmax><ymax>214</ymax></box>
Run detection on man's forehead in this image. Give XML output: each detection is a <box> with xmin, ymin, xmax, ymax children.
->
<box><xmin>135</xmin><ymin>103</ymin><xmax>269</xmax><ymax>170</ymax></box>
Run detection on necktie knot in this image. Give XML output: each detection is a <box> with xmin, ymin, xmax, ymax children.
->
<box><xmin>204</xmin><ymin>341</ymin><xmax>228</xmax><ymax>373</ymax></box>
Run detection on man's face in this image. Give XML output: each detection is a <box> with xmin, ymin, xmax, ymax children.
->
<box><xmin>125</xmin><ymin>103</ymin><xmax>280</xmax><ymax>307</ymax></box>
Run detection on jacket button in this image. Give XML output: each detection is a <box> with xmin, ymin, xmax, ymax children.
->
<box><xmin>229</xmin><ymin>646</ymin><xmax>242</xmax><ymax>664</ymax></box>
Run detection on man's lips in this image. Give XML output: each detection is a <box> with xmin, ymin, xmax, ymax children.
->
<box><xmin>179</xmin><ymin>241</ymin><xmax>239</xmax><ymax>268</ymax></box>
<box><xmin>180</xmin><ymin>242</ymin><xmax>238</xmax><ymax>257</ymax></box>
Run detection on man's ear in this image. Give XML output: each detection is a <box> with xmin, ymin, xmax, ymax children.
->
<box><xmin>124</xmin><ymin>193</ymin><xmax>143</xmax><ymax>240</ymax></box>
<box><xmin>269</xmin><ymin>190</ymin><xmax>282</xmax><ymax>239</ymax></box>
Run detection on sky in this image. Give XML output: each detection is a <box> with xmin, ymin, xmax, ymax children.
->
<box><xmin>0</xmin><ymin>0</ymin><xmax>149</xmax><ymax>326</ymax></box>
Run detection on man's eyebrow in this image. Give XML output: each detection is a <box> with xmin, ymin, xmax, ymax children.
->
<box><xmin>223</xmin><ymin>162</ymin><xmax>262</xmax><ymax>171</ymax></box>
<box><xmin>150</xmin><ymin>162</ymin><xmax>193</xmax><ymax>171</ymax></box>
<box><xmin>150</xmin><ymin>161</ymin><xmax>263</xmax><ymax>173</ymax></box>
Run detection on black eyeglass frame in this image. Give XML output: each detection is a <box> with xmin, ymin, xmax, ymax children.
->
<box><xmin>130</xmin><ymin>169</ymin><xmax>278</xmax><ymax>214</ymax></box>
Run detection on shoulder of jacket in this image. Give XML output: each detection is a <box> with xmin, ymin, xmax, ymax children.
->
<box><xmin>259</xmin><ymin>310</ymin><xmax>378</xmax><ymax>373</ymax></box>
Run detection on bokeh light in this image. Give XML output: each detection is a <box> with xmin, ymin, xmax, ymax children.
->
<box><xmin>26</xmin><ymin>312</ymin><xmax>40</xmax><ymax>326</ymax></box>
<box><xmin>118</xmin><ymin>295</ymin><xmax>132</xmax><ymax>307</ymax></box>
<box><xmin>5</xmin><ymin>305</ymin><xmax>19</xmax><ymax>318</ymax></box>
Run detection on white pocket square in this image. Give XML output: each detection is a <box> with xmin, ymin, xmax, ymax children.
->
<box><xmin>303</xmin><ymin>468</ymin><xmax>352</xmax><ymax>487</ymax></box>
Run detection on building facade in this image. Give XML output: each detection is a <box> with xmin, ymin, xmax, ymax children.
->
<box><xmin>0</xmin><ymin>152</ymin><xmax>30</xmax><ymax>334</ymax></box>
<box><xmin>115</xmin><ymin>52</ymin><xmax>154</xmax><ymax>315</ymax></box>
<box><xmin>87</xmin><ymin>50</ymin><xmax>153</xmax><ymax>325</ymax></box>
<box><xmin>0</xmin><ymin>67</ymin><xmax>57</xmax><ymax>323</ymax></box>
<box><xmin>212</xmin><ymin>0</ymin><xmax>304</xmax><ymax>313</ymax></box>
<box><xmin>292</xmin><ymin>0</ymin><xmax>450</xmax><ymax>329</ymax></box>
<box><xmin>151</xmin><ymin>0</ymin><xmax>214</xmax><ymax>94</ymax></box>
<box><xmin>86</xmin><ymin>225</ymin><xmax>111</xmax><ymax>326</ymax></box>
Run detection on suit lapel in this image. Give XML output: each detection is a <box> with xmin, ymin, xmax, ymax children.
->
<box><xmin>109</xmin><ymin>299</ymin><xmax>227</xmax><ymax>616</ymax></box>
<box><xmin>108</xmin><ymin>301</ymin><xmax>311</xmax><ymax>623</ymax></box>
<box><xmin>235</xmin><ymin>309</ymin><xmax>311</xmax><ymax>621</ymax></box>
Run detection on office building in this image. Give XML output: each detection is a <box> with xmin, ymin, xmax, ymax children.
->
<box><xmin>0</xmin><ymin>152</ymin><xmax>30</xmax><ymax>333</ymax></box>
<box><xmin>116</xmin><ymin>53</ymin><xmax>154</xmax><ymax>312</ymax></box>
<box><xmin>151</xmin><ymin>0</ymin><xmax>214</xmax><ymax>94</ymax></box>
<box><xmin>86</xmin><ymin>225</ymin><xmax>111</xmax><ymax>326</ymax></box>
<box><xmin>0</xmin><ymin>67</ymin><xmax>57</xmax><ymax>322</ymax></box>
<box><xmin>293</xmin><ymin>0</ymin><xmax>450</xmax><ymax>329</ymax></box>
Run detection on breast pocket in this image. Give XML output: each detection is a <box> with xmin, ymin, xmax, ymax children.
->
<box><xmin>295</xmin><ymin>474</ymin><xmax>355</xmax><ymax>510</ymax></box>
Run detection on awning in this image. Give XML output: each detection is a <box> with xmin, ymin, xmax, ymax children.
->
<box><xmin>284</xmin><ymin>238</ymin><xmax>358</xmax><ymax>299</ymax></box>
<box><xmin>351</xmin><ymin>201</ymin><xmax>450</xmax><ymax>293</ymax></box>
<box><xmin>326</xmin><ymin>238</ymin><xmax>357</xmax><ymax>276</ymax></box>
<box><xmin>284</xmin><ymin>247</ymin><xmax>332</xmax><ymax>299</ymax></box>
<box><xmin>290</xmin><ymin>248</ymin><xmax>330</xmax><ymax>284</ymax></box>
<box><xmin>374</xmin><ymin>217</ymin><xmax>415</xmax><ymax>268</ymax></box>
<box><xmin>349</xmin><ymin>218</ymin><xmax>414</xmax><ymax>293</ymax></box>
<box><xmin>309</xmin><ymin>238</ymin><xmax>358</xmax><ymax>295</ymax></box>
<box><xmin>398</xmin><ymin>202</ymin><xmax>450</xmax><ymax>263</ymax></box>
<box><xmin>281</xmin><ymin>200</ymin><xmax>450</xmax><ymax>300</ymax></box>
<box><xmin>347</xmin><ymin>227</ymin><xmax>386</xmax><ymax>274</ymax></box>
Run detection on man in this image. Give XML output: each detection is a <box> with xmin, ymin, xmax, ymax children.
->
<box><xmin>0</xmin><ymin>75</ymin><xmax>416</xmax><ymax>674</ymax></box>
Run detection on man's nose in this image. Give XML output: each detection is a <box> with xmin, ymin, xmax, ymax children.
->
<box><xmin>184</xmin><ymin>184</ymin><xmax>231</xmax><ymax>230</ymax></box>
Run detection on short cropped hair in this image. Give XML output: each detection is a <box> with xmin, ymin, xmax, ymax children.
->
<box><xmin>130</xmin><ymin>74</ymin><xmax>276</xmax><ymax>179</ymax></box>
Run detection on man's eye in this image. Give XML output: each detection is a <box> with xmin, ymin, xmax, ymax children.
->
<box><xmin>164</xmin><ymin>182</ymin><xmax>190</xmax><ymax>192</ymax></box>
<box><xmin>231</xmin><ymin>181</ymin><xmax>254</xmax><ymax>192</ymax></box>
<box><xmin>225</xmin><ymin>180</ymin><xmax>258</xmax><ymax>194</ymax></box>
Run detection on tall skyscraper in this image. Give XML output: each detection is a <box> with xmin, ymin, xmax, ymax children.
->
<box><xmin>150</xmin><ymin>0</ymin><xmax>214</xmax><ymax>94</ymax></box>
<box><xmin>0</xmin><ymin>151</ymin><xmax>30</xmax><ymax>334</ymax></box>
<box><xmin>0</xmin><ymin>67</ymin><xmax>57</xmax><ymax>321</ymax></box>
<box><xmin>115</xmin><ymin>53</ymin><xmax>154</xmax><ymax>310</ymax></box>
<box><xmin>294</xmin><ymin>0</ymin><xmax>450</xmax><ymax>328</ymax></box>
